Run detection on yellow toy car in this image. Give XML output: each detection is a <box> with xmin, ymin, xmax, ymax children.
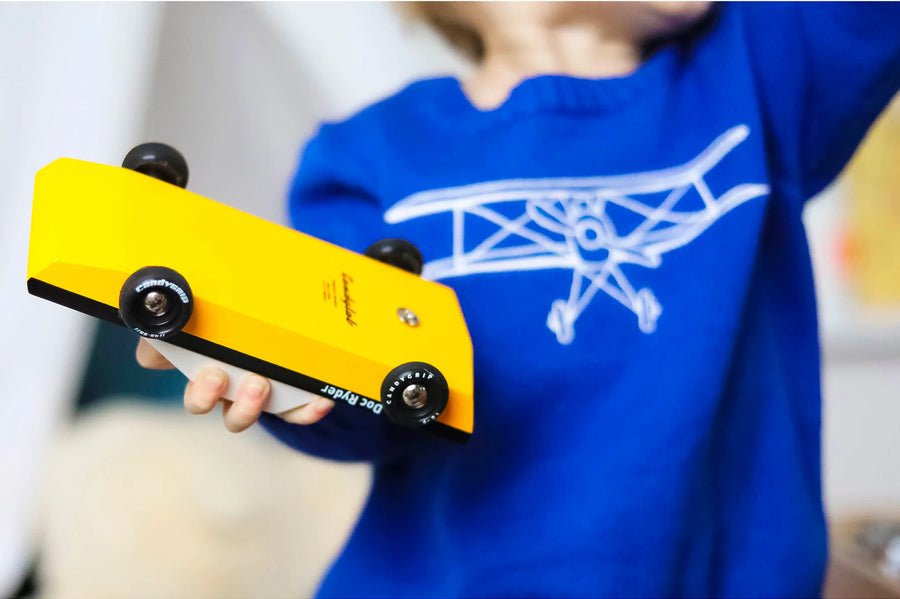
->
<box><xmin>28</xmin><ymin>144</ymin><xmax>474</xmax><ymax>442</ymax></box>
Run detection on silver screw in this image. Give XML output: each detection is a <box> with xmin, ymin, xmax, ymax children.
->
<box><xmin>402</xmin><ymin>384</ymin><xmax>427</xmax><ymax>408</ymax></box>
<box><xmin>397</xmin><ymin>308</ymin><xmax>419</xmax><ymax>327</ymax></box>
<box><xmin>143</xmin><ymin>291</ymin><xmax>169</xmax><ymax>315</ymax></box>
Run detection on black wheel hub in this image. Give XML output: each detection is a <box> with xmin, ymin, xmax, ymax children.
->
<box><xmin>380</xmin><ymin>362</ymin><xmax>449</xmax><ymax>428</ymax></box>
<box><xmin>119</xmin><ymin>266</ymin><xmax>193</xmax><ymax>339</ymax></box>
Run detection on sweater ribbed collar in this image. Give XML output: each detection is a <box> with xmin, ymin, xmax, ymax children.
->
<box><xmin>420</xmin><ymin>45</ymin><xmax>679</xmax><ymax>120</ymax></box>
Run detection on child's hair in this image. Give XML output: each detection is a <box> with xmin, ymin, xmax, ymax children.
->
<box><xmin>398</xmin><ymin>2</ymin><xmax>485</xmax><ymax>63</ymax></box>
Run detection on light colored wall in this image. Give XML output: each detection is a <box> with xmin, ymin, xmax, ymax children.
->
<box><xmin>806</xmin><ymin>185</ymin><xmax>900</xmax><ymax>516</ymax></box>
<box><xmin>0</xmin><ymin>3</ymin><xmax>164</xmax><ymax>595</ymax></box>
<box><xmin>823</xmin><ymin>358</ymin><xmax>900</xmax><ymax>515</ymax></box>
<box><xmin>140</xmin><ymin>2</ymin><xmax>466</xmax><ymax>223</ymax></box>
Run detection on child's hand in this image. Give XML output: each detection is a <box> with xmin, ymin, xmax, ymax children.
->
<box><xmin>135</xmin><ymin>339</ymin><xmax>334</xmax><ymax>432</ymax></box>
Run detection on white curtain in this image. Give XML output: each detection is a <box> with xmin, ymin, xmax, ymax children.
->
<box><xmin>0</xmin><ymin>3</ymin><xmax>167</xmax><ymax>594</ymax></box>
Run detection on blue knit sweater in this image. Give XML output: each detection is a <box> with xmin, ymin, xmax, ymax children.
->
<box><xmin>260</xmin><ymin>3</ymin><xmax>900</xmax><ymax>596</ymax></box>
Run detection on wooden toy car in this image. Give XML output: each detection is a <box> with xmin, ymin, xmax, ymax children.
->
<box><xmin>27</xmin><ymin>144</ymin><xmax>474</xmax><ymax>442</ymax></box>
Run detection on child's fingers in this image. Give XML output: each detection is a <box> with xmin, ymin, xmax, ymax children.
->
<box><xmin>221</xmin><ymin>374</ymin><xmax>270</xmax><ymax>433</ymax></box>
<box><xmin>180</xmin><ymin>366</ymin><xmax>330</xmax><ymax>430</ymax></box>
<box><xmin>184</xmin><ymin>368</ymin><xmax>228</xmax><ymax>415</ymax></box>
<box><xmin>279</xmin><ymin>397</ymin><xmax>335</xmax><ymax>425</ymax></box>
<box><xmin>135</xmin><ymin>338</ymin><xmax>175</xmax><ymax>369</ymax></box>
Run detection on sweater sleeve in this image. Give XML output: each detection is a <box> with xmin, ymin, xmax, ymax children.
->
<box><xmin>738</xmin><ymin>2</ymin><xmax>900</xmax><ymax>200</ymax></box>
<box><xmin>257</xmin><ymin>124</ymin><xmax>420</xmax><ymax>463</ymax></box>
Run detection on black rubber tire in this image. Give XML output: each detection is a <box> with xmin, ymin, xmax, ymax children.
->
<box><xmin>380</xmin><ymin>362</ymin><xmax>449</xmax><ymax>428</ymax></box>
<box><xmin>119</xmin><ymin>266</ymin><xmax>193</xmax><ymax>339</ymax></box>
<box><xmin>122</xmin><ymin>143</ymin><xmax>189</xmax><ymax>188</ymax></box>
<box><xmin>364</xmin><ymin>238</ymin><xmax>424</xmax><ymax>275</ymax></box>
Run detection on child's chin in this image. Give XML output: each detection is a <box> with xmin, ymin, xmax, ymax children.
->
<box><xmin>648</xmin><ymin>1</ymin><xmax>715</xmax><ymax>26</ymax></box>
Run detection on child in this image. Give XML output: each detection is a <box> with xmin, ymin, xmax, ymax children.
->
<box><xmin>138</xmin><ymin>2</ymin><xmax>900</xmax><ymax>596</ymax></box>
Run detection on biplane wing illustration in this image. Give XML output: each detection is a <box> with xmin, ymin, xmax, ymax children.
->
<box><xmin>385</xmin><ymin>125</ymin><xmax>770</xmax><ymax>344</ymax></box>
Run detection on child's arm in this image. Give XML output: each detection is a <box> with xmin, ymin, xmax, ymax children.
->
<box><xmin>737</xmin><ymin>2</ymin><xmax>900</xmax><ymax>201</ymax></box>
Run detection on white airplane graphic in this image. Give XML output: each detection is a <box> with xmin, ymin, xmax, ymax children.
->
<box><xmin>385</xmin><ymin>125</ymin><xmax>770</xmax><ymax>344</ymax></box>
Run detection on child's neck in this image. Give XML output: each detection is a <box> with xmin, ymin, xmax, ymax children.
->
<box><xmin>464</xmin><ymin>20</ymin><xmax>642</xmax><ymax>110</ymax></box>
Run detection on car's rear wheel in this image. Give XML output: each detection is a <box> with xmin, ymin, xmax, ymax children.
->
<box><xmin>364</xmin><ymin>238</ymin><xmax>424</xmax><ymax>275</ymax></box>
<box><xmin>380</xmin><ymin>362</ymin><xmax>448</xmax><ymax>428</ymax></box>
<box><xmin>122</xmin><ymin>142</ymin><xmax>189</xmax><ymax>188</ymax></box>
<box><xmin>119</xmin><ymin>266</ymin><xmax>193</xmax><ymax>339</ymax></box>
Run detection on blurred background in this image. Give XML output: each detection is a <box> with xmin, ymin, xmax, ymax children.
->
<box><xmin>0</xmin><ymin>2</ymin><xmax>898</xmax><ymax>598</ymax></box>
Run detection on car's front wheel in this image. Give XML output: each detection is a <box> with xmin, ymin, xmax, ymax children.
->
<box><xmin>118</xmin><ymin>266</ymin><xmax>194</xmax><ymax>339</ymax></box>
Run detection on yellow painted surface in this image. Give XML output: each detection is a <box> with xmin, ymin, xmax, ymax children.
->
<box><xmin>845</xmin><ymin>94</ymin><xmax>900</xmax><ymax>305</ymax></box>
<box><xmin>29</xmin><ymin>158</ymin><xmax>473</xmax><ymax>433</ymax></box>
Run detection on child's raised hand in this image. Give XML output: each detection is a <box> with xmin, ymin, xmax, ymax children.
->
<box><xmin>135</xmin><ymin>339</ymin><xmax>334</xmax><ymax>431</ymax></box>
